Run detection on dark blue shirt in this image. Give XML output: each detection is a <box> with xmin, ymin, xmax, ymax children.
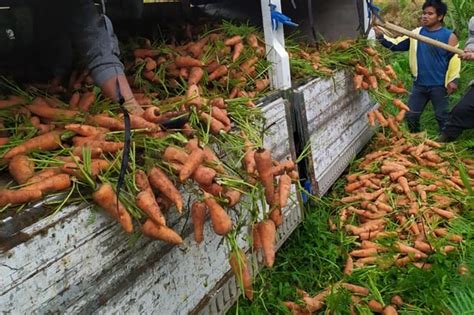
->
<box><xmin>416</xmin><ymin>27</ymin><xmax>453</xmax><ymax>87</ymax></box>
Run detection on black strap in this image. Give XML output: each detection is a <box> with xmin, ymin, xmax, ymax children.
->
<box><xmin>307</xmin><ymin>0</ymin><xmax>317</xmax><ymax>41</ymax></box>
<box><xmin>115</xmin><ymin>81</ymin><xmax>131</xmax><ymax>213</ymax></box>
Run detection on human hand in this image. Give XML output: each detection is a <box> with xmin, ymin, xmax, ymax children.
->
<box><xmin>447</xmin><ymin>81</ymin><xmax>458</xmax><ymax>95</ymax></box>
<box><xmin>460</xmin><ymin>50</ymin><xmax>474</xmax><ymax>61</ymax></box>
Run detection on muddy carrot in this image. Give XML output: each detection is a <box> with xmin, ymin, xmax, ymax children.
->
<box><xmin>179</xmin><ymin>148</ymin><xmax>204</xmax><ymax>182</ymax></box>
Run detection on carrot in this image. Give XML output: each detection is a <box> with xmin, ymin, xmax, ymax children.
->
<box><xmin>77</xmin><ymin>91</ymin><xmax>95</xmax><ymax>112</ymax></box>
<box><xmin>75</xmin><ymin>140</ymin><xmax>124</xmax><ymax>154</ymax></box>
<box><xmin>382</xmin><ymin>305</ymin><xmax>398</xmax><ymax>315</ymax></box>
<box><xmin>0</xmin><ymin>189</ymin><xmax>42</xmax><ymax>206</ymax></box>
<box><xmin>224</xmin><ymin>189</ymin><xmax>241</xmax><ymax>207</ymax></box>
<box><xmin>26</xmin><ymin>97</ymin><xmax>79</xmax><ymax>120</ymax></box>
<box><xmin>180</xmin><ymin>148</ymin><xmax>204</xmax><ymax>182</ymax></box>
<box><xmin>186</xmin><ymin>84</ymin><xmax>203</xmax><ymax>109</ymax></box>
<box><xmin>86</xmin><ymin>114</ymin><xmax>124</xmax><ymax>131</ymax></box>
<box><xmin>175</xmin><ymin>55</ymin><xmax>203</xmax><ymax>68</ymax></box>
<box><xmin>0</xmin><ymin>137</ymin><xmax>9</xmax><ymax>146</ymax></box>
<box><xmin>384</xmin><ymin>65</ymin><xmax>397</xmax><ymax>80</ymax></box>
<box><xmin>200</xmin><ymin>183</ymin><xmax>223</xmax><ymax>196</ymax></box>
<box><xmin>431</xmin><ymin>207</ymin><xmax>455</xmax><ymax>219</ymax></box>
<box><xmin>26</xmin><ymin>168</ymin><xmax>61</xmax><ymax>185</ymax></box>
<box><xmin>393</xmin><ymin>99</ymin><xmax>410</xmax><ymax>112</ymax></box>
<box><xmin>361</xmin><ymin>81</ymin><xmax>369</xmax><ymax>90</ymax></box>
<box><xmin>144</xmin><ymin>57</ymin><xmax>157</xmax><ymax>71</ymax></box>
<box><xmin>344</xmin><ymin>256</ymin><xmax>354</xmax><ymax>275</ymax></box>
<box><xmin>342</xmin><ymin>283</ymin><xmax>369</xmax><ymax>296</ymax></box>
<box><xmin>350</xmin><ymin>248</ymin><xmax>378</xmax><ymax>258</ymax></box>
<box><xmin>368</xmin><ymin>300</ymin><xmax>384</xmax><ymax>313</ymax></box>
<box><xmin>69</xmin><ymin>92</ymin><xmax>81</xmax><ymax>108</ymax></box>
<box><xmin>188</xmin><ymin>67</ymin><xmax>204</xmax><ymax>85</ymax></box>
<box><xmin>200</xmin><ymin>112</ymin><xmax>227</xmax><ymax>134</ymax></box>
<box><xmin>148</xmin><ymin>167</ymin><xmax>183</xmax><ymax>213</ymax></box>
<box><xmin>395</xmin><ymin>242</ymin><xmax>427</xmax><ymax>258</ymax></box>
<box><xmin>211</xmin><ymin>107</ymin><xmax>231</xmax><ymax>127</ymax></box>
<box><xmin>391</xmin><ymin>295</ymin><xmax>404</xmax><ymax>307</ymax></box>
<box><xmin>255</xmin><ymin>149</ymin><xmax>275</xmax><ymax>206</ymax></box>
<box><xmin>136</xmin><ymin>190</ymin><xmax>166</xmax><ymax>226</ymax></box>
<box><xmin>367</xmin><ymin>76</ymin><xmax>378</xmax><ymax>89</ymax></box>
<box><xmin>395</xmin><ymin>109</ymin><xmax>406</xmax><ymax>122</ymax></box>
<box><xmin>127</xmin><ymin>114</ymin><xmax>159</xmax><ymax>131</ymax></box>
<box><xmin>0</xmin><ymin>95</ymin><xmax>27</xmax><ymax>109</ymax></box>
<box><xmin>92</xmin><ymin>183</ymin><xmax>133</xmax><ymax>233</ymax></box>
<box><xmin>232</xmin><ymin>42</ymin><xmax>244</xmax><ymax>62</ymax></box>
<box><xmin>414</xmin><ymin>241</ymin><xmax>433</xmax><ymax>253</ymax></box>
<box><xmin>367</xmin><ymin>111</ymin><xmax>376</xmax><ymax>126</ymax></box>
<box><xmin>252</xmin><ymin>224</ymin><xmax>262</xmax><ymax>251</ymax></box>
<box><xmin>345</xmin><ymin>181</ymin><xmax>364</xmax><ymax>193</ymax></box>
<box><xmin>258</xmin><ymin>220</ymin><xmax>276</xmax><ymax>267</ymax></box>
<box><xmin>353</xmin><ymin>75</ymin><xmax>364</xmax><ymax>90</ymax></box>
<box><xmin>229</xmin><ymin>248</ymin><xmax>253</xmax><ymax>300</ymax></box>
<box><xmin>135</xmin><ymin>169</ymin><xmax>153</xmax><ymax>194</ymax></box>
<box><xmin>355</xmin><ymin>64</ymin><xmax>370</xmax><ymax>76</ymax></box>
<box><xmin>207</xmin><ymin>65</ymin><xmax>228</xmax><ymax>81</ymax></box>
<box><xmin>373</xmin><ymin>67</ymin><xmax>391</xmax><ymax>82</ymax></box>
<box><xmin>279</xmin><ymin>174</ymin><xmax>292</xmax><ymax>208</ymax></box>
<box><xmin>187</xmin><ymin>39</ymin><xmax>207</xmax><ymax>58</ymax></box>
<box><xmin>255</xmin><ymin>79</ymin><xmax>270</xmax><ymax>92</ymax></box>
<box><xmin>65</xmin><ymin>124</ymin><xmax>109</xmax><ymax>137</ymax></box>
<box><xmin>141</xmin><ymin>107</ymin><xmax>161</xmax><ymax>123</ymax></box>
<box><xmin>193</xmin><ymin>166</ymin><xmax>217</xmax><ymax>186</ymax></box>
<box><xmin>8</xmin><ymin>154</ymin><xmax>35</xmax><ymax>184</ymax></box>
<box><xmin>141</xmin><ymin>219</ymin><xmax>183</xmax><ymax>244</ymax></box>
<box><xmin>397</xmin><ymin>176</ymin><xmax>410</xmax><ymax>195</ymax></box>
<box><xmin>225</xmin><ymin>35</ymin><xmax>242</xmax><ymax>46</ymax></box>
<box><xmin>203</xmin><ymin>192</ymin><xmax>232</xmax><ymax>235</ymax></box>
<box><xmin>269</xmin><ymin>207</ymin><xmax>283</xmax><ymax>226</ymax></box>
<box><xmin>191</xmin><ymin>201</ymin><xmax>207</xmax><ymax>243</ymax></box>
<box><xmin>387</xmin><ymin>84</ymin><xmax>408</xmax><ymax>94</ymax></box>
<box><xmin>374</xmin><ymin>109</ymin><xmax>388</xmax><ymax>127</ymax></box>
<box><xmin>30</xmin><ymin>116</ymin><xmax>54</xmax><ymax>134</ymax></box>
<box><xmin>210</xmin><ymin>97</ymin><xmax>226</xmax><ymax>109</ymax></box>
<box><xmin>133</xmin><ymin>48</ymin><xmax>160</xmax><ymax>58</ymax></box>
<box><xmin>3</xmin><ymin>130</ymin><xmax>62</xmax><ymax>160</ymax></box>
<box><xmin>23</xmin><ymin>173</ymin><xmax>71</xmax><ymax>194</ymax></box>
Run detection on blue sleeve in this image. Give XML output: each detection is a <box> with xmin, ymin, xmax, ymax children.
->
<box><xmin>379</xmin><ymin>36</ymin><xmax>410</xmax><ymax>52</ymax></box>
<box><xmin>69</xmin><ymin>1</ymin><xmax>125</xmax><ymax>85</ymax></box>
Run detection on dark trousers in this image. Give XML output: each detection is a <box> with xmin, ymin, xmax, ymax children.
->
<box><xmin>405</xmin><ymin>85</ymin><xmax>450</xmax><ymax>133</ymax></box>
<box><xmin>442</xmin><ymin>85</ymin><xmax>474</xmax><ymax>139</ymax></box>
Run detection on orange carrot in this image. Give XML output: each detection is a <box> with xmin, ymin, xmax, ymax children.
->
<box><xmin>382</xmin><ymin>305</ymin><xmax>398</xmax><ymax>315</ymax></box>
<box><xmin>187</xmin><ymin>39</ymin><xmax>207</xmax><ymax>58</ymax></box>
<box><xmin>395</xmin><ymin>110</ymin><xmax>406</xmax><ymax>122</ymax></box>
<box><xmin>395</xmin><ymin>242</ymin><xmax>428</xmax><ymax>258</ymax></box>
<box><xmin>203</xmin><ymin>192</ymin><xmax>232</xmax><ymax>235</ymax></box>
<box><xmin>8</xmin><ymin>154</ymin><xmax>35</xmax><ymax>184</ymax></box>
<box><xmin>191</xmin><ymin>201</ymin><xmax>207</xmax><ymax>243</ymax></box>
<box><xmin>258</xmin><ymin>220</ymin><xmax>276</xmax><ymax>267</ymax></box>
<box><xmin>367</xmin><ymin>76</ymin><xmax>378</xmax><ymax>89</ymax></box>
<box><xmin>69</xmin><ymin>92</ymin><xmax>81</xmax><ymax>108</ymax></box>
<box><xmin>350</xmin><ymin>248</ymin><xmax>378</xmax><ymax>258</ymax></box>
<box><xmin>142</xmin><ymin>106</ymin><xmax>161</xmax><ymax>123</ymax></box>
<box><xmin>77</xmin><ymin>91</ymin><xmax>95</xmax><ymax>112</ymax></box>
<box><xmin>373</xmin><ymin>67</ymin><xmax>391</xmax><ymax>82</ymax></box>
<box><xmin>135</xmin><ymin>169</ymin><xmax>153</xmax><ymax>195</ymax></box>
<box><xmin>26</xmin><ymin>97</ymin><xmax>79</xmax><ymax>120</ymax></box>
<box><xmin>188</xmin><ymin>67</ymin><xmax>204</xmax><ymax>85</ymax></box>
<box><xmin>393</xmin><ymin>99</ymin><xmax>410</xmax><ymax>111</ymax></box>
<box><xmin>133</xmin><ymin>48</ymin><xmax>160</xmax><ymax>58</ymax></box>
<box><xmin>255</xmin><ymin>148</ymin><xmax>275</xmax><ymax>206</ymax></box>
<box><xmin>175</xmin><ymin>55</ymin><xmax>203</xmax><ymax>68</ymax></box>
<box><xmin>279</xmin><ymin>174</ymin><xmax>292</xmax><ymax>208</ymax></box>
<box><xmin>229</xmin><ymin>248</ymin><xmax>253</xmax><ymax>300</ymax></box>
<box><xmin>0</xmin><ymin>137</ymin><xmax>9</xmax><ymax>146</ymax></box>
<box><xmin>200</xmin><ymin>112</ymin><xmax>227</xmax><ymax>134</ymax></box>
<box><xmin>65</xmin><ymin>124</ymin><xmax>109</xmax><ymax>137</ymax></box>
<box><xmin>342</xmin><ymin>283</ymin><xmax>369</xmax><ymax>296</ymax></box>
<box><xmin>0</xmin><ymin>189</ymin><xmax>42</xmax><ymax>206</ymax></box>
<box><xmin>144</xmin><ymin>57</ymin><xmax>157</xmax><ymax>71</ymax></box>
<box><xmin>211</xmin><ymin>106</ymin><xmax>231</xmax><ymax>127</ymax></box>
<box><xmin>141</xmin><ymin>219</ymin><xmax>183</xmax><ymax>244</ymax></box>
<box><xmin>252</xmin><ymin>224</ymin><xmax>262</xmax><ymax>251</ymax></box>
<box><xmin>92</xmin><ymin>183</ymin><xmax>133</xmax><ymax>233</ymax></box>
<box><xmin>149</xmin><ymin>167</ymin><xmax>183</xmax><ymax>213</ymax></box>
<box><xmin>74</xmin><ymin>140</ymin><xmax>124</xmax><ymax>154</ymax></box>
<box><xmin>384</xmin><ymin>65</ymin><xmax>397</xmax><ymax>80</ymax></box>
<box><xmin>225</xmin><ymin>35</ymin><xmax>242</xmax><ymax>46</ymax></box>
<box><xmin>367</xmin><ymin>111</ymin><xmax>376</xmax><ymax>126</ymax></box>
<box><xmin>210</xmin><ymin>97</ymin><xmax>226</xmax><ymax>109</ymax></box>
<box><xmin>186</xmin><ymin>84</ymin><xmax>203</xmax><ymax>108</ymax></box>
<box><xmin>3</xmin><ymin>130</ymin><xmax>62</xmax><ymax>160</ymax></box>
<box><xmin>224</xmin><ymin>189</ymin><xmax>241</xmax><ymax>207</ymax></box>
<box><xmin>344</xmin><ymin>256</ymin><xmax>354</xmax><ymax>275</ymax></box>
<box><xmin>353</xmin><ymin>75</ymin><xmax>364</xmax><ymax>90</ymax></box>
<box><xmin>374</xmin><ymin>109</ymin><xmax>388</xmax><ymax>127</ymax></box>
<box><xmin>232</xmin><ymin>42</ymin><xmax>244</xmax><ymax>62</ymax></box>
<box><xmin>180</xmin><ymin>148</ymin><xmax>204</xmax><ymax>182</ymax></box>
<box><xmin>0</xmin><ymin>95</ymin><xmax>27</xmax><ymax>109</ymax></box>
<box><xmin>387</xmin><ymin>84</ymin><xmax>408</xmax><ymax>94</ymax></box>
<box><xmin>255</xmin><ymin>79</ymin><xmax>270</xmax><ymax>92</ymax></box>
<box><xmin>355</xmin><ymin>64</ymin><xmax>370</xmax><ymax>76</ymax></box>
<box><xmin>136</xmin><ymin>190</ymin><xmax>166</xmax><ymax>226</ymax></box>
<box><xmin>208</xmin><ymin>65</ymin><xmax>228</xmax><ymax>81</ymax></box>
<box><xmin>368</xmin><ymin>300</ymin><xmax>384</xmax><ymax>313</ymax></box>
<box><xmin>86</xmin><ymin>114</ymin><xmax>124</xmax><ymax>131</ymax></box>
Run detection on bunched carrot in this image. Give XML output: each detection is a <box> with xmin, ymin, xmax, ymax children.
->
<box><xmin>229</xmin><ymin>248</ymin><xmax>253</xmax><ymax>300</ymax></box>
<box><xmin>92</xmin><ymin>183</ymin><xmax>133</xmax><ymax>233</ymax></box>
<box><xmin>0</xmin><ymin>189</ymin><xmax>42</xmax><ymax>206</ymax></box>
<box><xmin>258</xmin><ymin>219</ymin><xmax>276</xmax><ymax>267</ymax></box>
<box><xmin>136</xmin><ymin>190</ymin><xmax>166</xmax><ymax>226</ymax></box>
<box><xmin>179</xmin><ymin>148</ymin><xmax>204</xmax><ymax>182</ymax></box>
<box><xmin>8</xmin><ymin>154</ymin><xmax>35</xmax><ymax>184</ymax></box>
<box><xmin>3</xmin><ymin>130</ymin><xmax>62</xmax><ymax>160</ymax></box>
<box><xmin>255</xmin><ymin>148</ymin><xmax>275</xmax><ymax>206</ymax></box>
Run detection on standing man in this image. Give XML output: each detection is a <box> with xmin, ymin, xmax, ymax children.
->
<box><xmin>439</xmin><ymin>17</ymin><xmax>474</xmax><ymax>142</ymax></box>
<box><xmin>374</xmin><ymin>0</ymin><xmax>461</xmax><ymax>133</ymax></box>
